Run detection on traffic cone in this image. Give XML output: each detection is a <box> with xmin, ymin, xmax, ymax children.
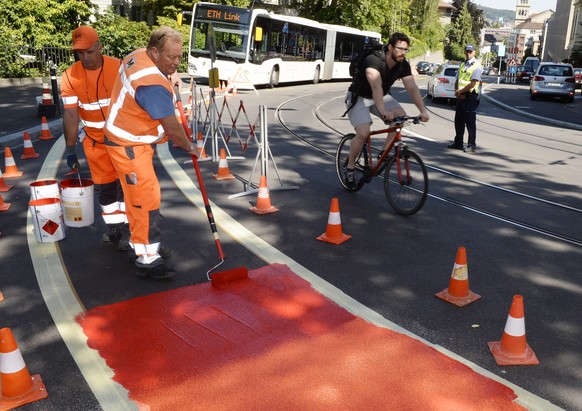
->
<box><xmin>39</xmin><ymin>116</ymin><xmax>54</xmax><ymax>140</ymax></box>
<box><xmin>196</xmin><ymin>132</ymin><xmax>208</xmax><ymax>159</ymax></box>
<box><xmin>0</xmin><ymin>290</ymin><xmax>3</xmax><ymax>301</ymax></box>
<box><xmin>0</xmin><ymin>193</ymin><xmax>10</xmax><ymax>211</ymax></box>
<box><xmin>435</xmin><ymin>246</ymin><xmax>481</xmax><ymax>307</ymax></box>
<box><xmin>3</xmin><ymin>148</ymin><xmax>23</xmax><ymax>178</ymax></box>
<box><xmin>488</xmin><ymin>295</ymin><xmax>539</xmax><ymax>366</ymax></box>
<box><xmin>316</xmin><ymin>197</ymin><xmax>351</xmax><ymax>244</ymax></box>
<box><xmin>0</xmin><ymin>327</ymin><xmax>48</xmax><ymax>409</ymax></box>
<box><xmin>250</xmin><ymin>175</ymin><xmax>278</xmax><ymax>214</ymax></box>
<box><xmin>0</xmin><ymin>169</ymin><xmax>14</xmax><ymax>192</ymax></box>
<box><xmin>20</xmin><ymin>132</ymin><xmax>40</xmax><ymax>160</ymax></box>
<box><xmin>213</xmin><ymin>148</ymin><xmax>235</xmax><ymax>180</ymax></box>
<box><xmin>41</xmin><ymin>82</ymin><xmax>52</xmax><ymax>105</ymax></box>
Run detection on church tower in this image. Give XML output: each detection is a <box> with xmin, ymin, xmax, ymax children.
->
<box><xmin>515</xmin><ymin>0</ymin><xmax>531</xmax><ymax>26</ymax></box>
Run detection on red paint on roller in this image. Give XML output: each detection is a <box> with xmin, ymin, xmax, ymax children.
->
<box><xmin>77</xmin><ymin>264</ymin><xmax>525</xmax><ymax>411</ymax></box>
<box><xmin>211</xmin><ymin>267</ymin><xmax>249</xmax><ymax>286</ymax></box>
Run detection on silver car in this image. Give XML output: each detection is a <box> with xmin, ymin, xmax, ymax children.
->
<box><xmin>530</xmin><ymin>62</ymin><xmax>576</xmax><ymax>103</ymax></box>
<box><xmin>427</xmin><ymin>63</ymin><xmax>459</xmax><ymax>102</ymax></box>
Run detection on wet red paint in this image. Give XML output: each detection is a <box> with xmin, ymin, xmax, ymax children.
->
<box><xmin>77</xmin><ymin>264</ymin><xmax>525</xmax><ymax>410</ymax></box>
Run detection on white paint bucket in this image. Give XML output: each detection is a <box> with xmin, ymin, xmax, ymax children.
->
<box><xmin>59</xmin><ymin>178</ymin><xmax>94</xmax><ymax>227</ymax></box>
<box><xmin>29</xmin><ymin>197</ymin><xmax>66</xmax><ymax>243</ymax></box>
<box><xmin>30</xmin><ymin>179</ymin><xmax>59</xmax><ymax>201</ymax></box>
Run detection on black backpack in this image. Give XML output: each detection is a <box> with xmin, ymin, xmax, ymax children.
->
<box><xmin>343</xmin><ymin>44</ymin><xmax>385</xmax><ymax>117</ymax></box>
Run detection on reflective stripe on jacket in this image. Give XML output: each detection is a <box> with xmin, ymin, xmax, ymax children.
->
<box><xmin>458</xmin><ymin>60</ymin><xmax>481</xmax><ymax>94</ymax></box>
<box><xmin>105</xmin><ymin>48</ymin><xmax>174</xmax><ymax>146</ymax></box>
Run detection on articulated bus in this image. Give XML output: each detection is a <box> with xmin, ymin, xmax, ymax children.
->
<box><xmin>188</xmin><ymin>2</ymin><xmax>381</xmax><ymax>87</ymax></box>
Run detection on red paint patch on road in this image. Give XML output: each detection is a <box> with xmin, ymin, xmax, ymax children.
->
<box><xmin>77</xmin><ymin>264</ymin><xmax>524</xmax><ymax>410</ymax></box>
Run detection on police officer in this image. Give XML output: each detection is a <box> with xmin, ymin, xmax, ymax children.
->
<box><xmin>448</xmin><ymin>44</ymin><xmax>483</xmax><ymax>153</ymax></box>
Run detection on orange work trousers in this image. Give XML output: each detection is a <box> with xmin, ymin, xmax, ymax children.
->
<box><xmin>105</xmin><ymin>143</ymin><xmax>161</xmax><ymax>256</ymax></box>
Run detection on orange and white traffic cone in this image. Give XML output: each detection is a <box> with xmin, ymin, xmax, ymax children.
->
<box><xmin>196</xmin><ymin>132</ymin><xmax>209</xmax><ymax>159</ymax></box>
<box><xmin>316</xmin><ymin>197</ymin><xmax>351</xmax><ymax>244</ymax></box>
<box><xmin>488</xmin><ymin>295</ymin><xmax>539</xmax><ymax>366</ymax></box>
<box><xmin>0</xmin><ymin>193</ymin><xmax>10</xmax><ymax>211</ymax></box>
<box><xmin>0</xmin><ymin>290</ymin><xmax>3</xmax><ymax>301</ymax></box>
<box><xmin>250</xmin><ymin>175</ymin><xmax>278</xmax><ymax>214</ymax></box>
<box><xmin>3</xmin><ymin>147</ymin><xmax>23</xmax><ymax>178</ymax></box>
<box><xmin>435</xmin><ymin>246</ymin><xmax>481</xmax><ymax>307</ymax></box>
<box><xmin>39</xmin><ymin>116</ymin><xmax>54</xmax><ymax>140</ymax></box>
<box><xmin>213</xmin><ymin>148</ymin><xmax>235</xmax><ymax>180</ymax></box>
<box><xmin>0</xmin><ymin>169</ymin><xmax>14</xmax><ymax>192</ymax></box>
<box><xmin>40</xmin><ymin>82</ymin><xmax>52</xmax><ymax>105</ymax></box>
<box><xmin>20</xmin><ymin>132</ymin><xmax>40</xmax><ymax>160</ymax></box>
<box><xmin>0</xmin><ymin>327</ymin><xmax>48</xmax><ymax>409</ymax></box>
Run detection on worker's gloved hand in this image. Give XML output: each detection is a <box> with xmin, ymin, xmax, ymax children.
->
<box><xmin>65</xmin><ymin>146</ymin><xmax>79</xmax><ymax>170</ymax></box>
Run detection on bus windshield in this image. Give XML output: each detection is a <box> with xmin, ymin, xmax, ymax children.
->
<box><xmin>190</xmin><ymin>5</ymin><xmax>252</xmax><ymax>64</ymax></box>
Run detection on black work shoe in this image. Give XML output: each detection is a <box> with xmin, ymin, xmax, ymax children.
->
<box><xmin>128</xmin><ymin>247</ymin><xmax>173</xmax><ymax>264</ymax></box>
<box><xmin>464</xmin><ymin>145</ymin><xmax>476</xmax><ymax>153</ymax></box>
<box><xmin>102</xmin><ymin>225</ymin><xmax>121</xmax><ymax>243</ymax></box>
<box><xmin>136</xmin><ymin>261</ymin><xmax>176</xmax><ymax>279</ymax></box>
<box><xmin>117</xmin><ymin>224</ymin><xmax>130</xmax><ymax>251</ymax></box>
<box><xmin>447</xmin><ymin>143</ymin><xmax>464</xmax><ymax>150</ymax></box>
<box><xmin>344</xmin><ymin>168</ymin><xmax>356</xmax><ymax>189</ymax></box>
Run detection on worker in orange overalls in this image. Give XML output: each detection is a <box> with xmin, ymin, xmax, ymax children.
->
<box><xmin>61</xmin><ymin>26</ymin><xmax>130</xmax><ymax>249</ymax></box>
<box><xmin>105</xmin><ymin>27</ymin><xmax>197</xmax><ymax>279</ymax></box>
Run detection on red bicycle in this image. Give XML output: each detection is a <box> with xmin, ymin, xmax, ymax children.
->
<box><xmin>335</xmin><ymin>115</ymin><xmax>428</xmax><ymax>216</ymax></box>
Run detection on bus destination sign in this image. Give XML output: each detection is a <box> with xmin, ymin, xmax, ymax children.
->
<box><xmin>195</xmin><ymin>6</ymin><xmax>251</xmax><ymax>24</ymax></box>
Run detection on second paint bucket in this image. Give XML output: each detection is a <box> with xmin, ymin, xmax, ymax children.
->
<box><xmin>30</xmin><ymin>179</ymin><xmax>60</xmax><ymax>201</ymax></box>
<box><xmin>60</xmin><ymin>178</ymin><xmax>94</xmax><ymax>227</ymax></box>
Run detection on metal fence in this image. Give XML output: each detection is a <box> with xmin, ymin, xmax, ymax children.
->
<box><xmin>1</xmin><ymin>41</ymin><xmax>189</xmax><ymax>78</ymax></box>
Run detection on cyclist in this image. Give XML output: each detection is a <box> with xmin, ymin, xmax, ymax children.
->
<box><xmin>344</xmin><ymin>32</ymin><xmax>429</xmax><ymax>189</ymax></box>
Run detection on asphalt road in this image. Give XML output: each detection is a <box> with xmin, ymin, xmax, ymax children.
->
<box><xmin>1</xmin><ymin>76</ymin><xmax>581</xmax><ymax>410</ymax></box>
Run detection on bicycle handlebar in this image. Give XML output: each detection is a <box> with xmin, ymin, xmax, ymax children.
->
<box><xmin>383</xmin><ymin>115</ymin><xmax>421</xmax><ymax>126</ymax></box>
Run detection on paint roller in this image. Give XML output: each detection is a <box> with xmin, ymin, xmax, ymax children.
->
<box><xmin>173</xmin><ymin>83</ymin><xmax>248</xmax><ymax>286</ymax></box>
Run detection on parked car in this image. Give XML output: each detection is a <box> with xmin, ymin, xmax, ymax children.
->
<box><xmin>574</xmin><ymin>68</ymin><xmax>582</xmax><ymax>89</ymax></box>
<box><xmin>515</xmin><ymin>65</ymin><xmax>534</xmax><ymax>83</ymax></box>
<box><xmin>426</xmin><ymin>63</ymin><xmax>459</xmax><ymax>101</ymax></box>
<box><xmin>416</xmin><ymin>61</ymin><xmax>430</xmax><ymax>74</ymax></box>
<box><xmin>530</xmin><ymin>62</ymin><xmax>576</xmax><ymax>103</ymax></box>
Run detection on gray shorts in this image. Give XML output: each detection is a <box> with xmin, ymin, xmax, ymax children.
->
<box><xmin>346</xmin><ymin>93</ymin><xmax>403</xmax><ymax>128</ymax></box>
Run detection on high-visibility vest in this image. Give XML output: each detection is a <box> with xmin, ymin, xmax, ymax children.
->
<box><xmin>458</xmin><ymin>60</ymin><xmax>481</xmax><ymax>94</ymax></box>
<box><xmin>61</xmin><ymin>56</ymin><xmax>121</xmax><ymax>143</ymax></box>
<box><xmin>105</xmin><ymin>48</ymin><xmax>174</xmax><ymax>146</ymax></box>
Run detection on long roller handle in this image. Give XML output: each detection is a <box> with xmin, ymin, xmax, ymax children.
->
<box><xmin>174</xmin><ymin>84</ymin><xmax>225</xmax><ymax>261</ymax></box>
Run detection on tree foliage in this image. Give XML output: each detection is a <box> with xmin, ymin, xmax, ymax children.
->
<box><xmin>445</xmin><ymin>2</ymin><xmax>480</xmax><ymax>61</ymax></box>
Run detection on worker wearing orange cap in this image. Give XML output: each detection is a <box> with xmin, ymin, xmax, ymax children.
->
<box><xmin>61</xmin><ymin>26</ymin><xmax>130</xmax><ymax>250</ymax></box>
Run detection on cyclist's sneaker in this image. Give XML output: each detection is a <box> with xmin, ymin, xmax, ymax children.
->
<box><xmin>464</xmin><ymin>145</ymin><xmax>476</xmax><ymax>153</ymax></box>
<box><xmin>344</xmin><ymin>168</ymin><xmax>356</xmax><ymax>189</ymax></box>
<box><xmin>447</xmin><ymin>142</ymin><xmax>464</xmax><ymax>150</ymax></box>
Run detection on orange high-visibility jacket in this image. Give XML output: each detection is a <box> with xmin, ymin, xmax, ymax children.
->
<box><xmin>61</xmin><ymin>55</ymin><xmax>121</xmax><ymax>143</ymax></box>
<box><xmin>105</xmin><ymin>48</ymin><xmax>174</xmax><ymax>146</ymax></box>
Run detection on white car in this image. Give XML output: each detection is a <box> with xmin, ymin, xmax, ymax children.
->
<box><xmin>427</xmin><ymin>63</ymin><xmax>459</xmax><ymax>102</ymax></box>
<box><xmin>530</xmin><ymin>62</ymin><xmax>576</xmax><ymax>103</ymax></box>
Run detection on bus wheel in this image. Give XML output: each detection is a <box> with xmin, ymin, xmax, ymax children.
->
<box><xmin>269</xmin><ymin>68</ymin><xmax>279</xmax><ymax>88</ymax></box>
<box><xmin>313</xmin><ymin>66</ymin><xmax>320</xmax><ymax>84</ymax></box>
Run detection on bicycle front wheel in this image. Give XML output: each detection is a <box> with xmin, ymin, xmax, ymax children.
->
<box><xmin>384</xmin><ymin>148</ymin><xmax>428</xmax><ymax>215</ymax></box>
<box><xmin>335</xmin><ymin>133</ymin><xmax>367</xmax><ymax>192</ymax></box>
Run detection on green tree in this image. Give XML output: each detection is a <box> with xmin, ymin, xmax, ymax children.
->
<box><xmin>409</xmin><ymin>0</ymin><xmax>445</xmax><ymax>56</ymax></box>
<box><xmin>445</xmin><ymin>2</ymin><xmax>477</xmax><ymax>61</ymax></box>
<box><xmin>94</xmin><ymin>8</ymin><xmax>152</xmax><ymax>59</ymax></box>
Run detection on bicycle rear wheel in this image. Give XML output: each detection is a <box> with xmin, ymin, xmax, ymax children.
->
<box><xmin>336</xmin><ymin>133</ymin><xmax>368</xmax><ymax>192</ymax></box>
<box><xmin>383</xmin><ymin>147</ymin><xmax>428</xmax><ymax>215</ymax></box>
